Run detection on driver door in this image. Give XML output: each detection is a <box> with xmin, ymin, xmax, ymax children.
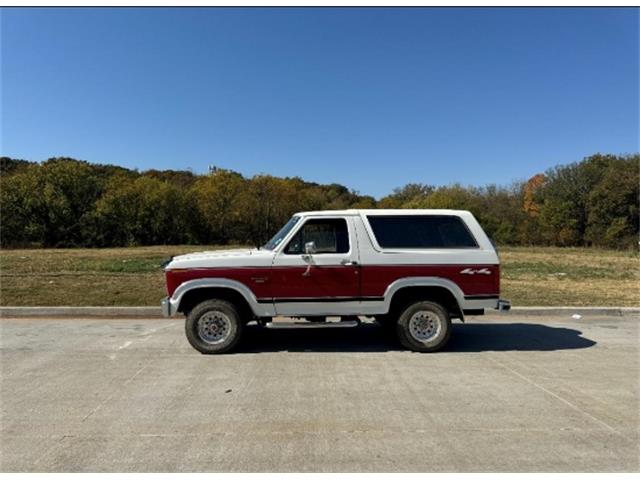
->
<box><xmin>271</xmin><ymin>216</ymin><xmax>360</xmax><ymax>316</ymax></box>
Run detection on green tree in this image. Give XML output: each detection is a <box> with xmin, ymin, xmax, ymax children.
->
<box><xmin>408</xmin><ymin>184</ymin><xmax>478</xmax><ymax>210</ymax></box>
<box><xmin>143</xmin><ymin>169</ymin><xmax>198</xmax><ymax>189</ymax></box>
<box><xmin>95</xmin><ymin>176</ymin><xmax>193</xmax><ymax>246</ymax></box>
<box><xmin>0</xmin><ymin>157</ymin><xmax>35</xmax><ymax>176</ymax></box>
<box><xmin>585</xmin><ymin>155</ymin><xmax>639</xmax><ymax>248</ymax></box>
<box><xmin>538</xmin><ymin>154</ymin><xmax>635</xmax><ymax>247</ymax></box>
<box><xmin>0</xmin><ymin>164</ymin><xmax>44</xmax><ymax>246</ymax></box>
<box><xmin>8</xmin><ymin>158</ymin><xmax>107</xmax><ymax>246</ymax></box>
<box><xmin>237</xmin><ymin>175</ymin><xmax>303</xmax><ymax>245</ymax></box>
<box><xmin>378</xmin><ymin>183</ymin><xmax>434</xmax><ymax>208</ymax></box>
<box><xmin>189</xmin><ymin>169</ymin><xmax>247</xmax><ymax>244</ymax></box>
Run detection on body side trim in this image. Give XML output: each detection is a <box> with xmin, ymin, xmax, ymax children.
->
<box><xmin>260</xmin><ymin>296</ymin><xmax>383</xmax><ymax>304</ymax></box>
<box><xmin>464</xmin><ymin>294</ymin><xmax>500</xmax><ymax>300</ymax></box>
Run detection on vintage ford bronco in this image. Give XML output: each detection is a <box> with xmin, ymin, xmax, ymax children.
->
<box><xmin>162</xmin><ymin>209</ymin><xmax>510</xmax><ymax>353</ymax></box>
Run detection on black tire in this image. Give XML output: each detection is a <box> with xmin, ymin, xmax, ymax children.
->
<box><xmin>396</xmin><ymin>300</ymin><xmax>451</xmax><ymax>352</ymax></box>
<box><xmin>185</xmin><ymin>299</ymin><xmax>243</xmax><ymax>354</ymax></box>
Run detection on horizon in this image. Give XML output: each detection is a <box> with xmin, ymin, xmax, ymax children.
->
<box><xmin>2</xmin><ymin>7</ymin><xmax>638</xmax><ymax>198</ymax></box>
<box><xmin>3</xmin><ymin>151</ymin><xmax>636</xmax><ymax>199</ymax></box>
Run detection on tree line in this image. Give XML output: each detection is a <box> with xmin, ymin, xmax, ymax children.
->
<box><xmin>0</xmin><ymin>153</ymin><xmax>637</xmax><ymax>249</ymax></box>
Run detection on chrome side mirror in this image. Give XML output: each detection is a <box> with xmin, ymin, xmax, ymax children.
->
<box><xmin>302</xmin><ymin>241</ymin><xmax>316</xmax><ymax>277</ymax></box>
<box><xmin>304</xmin><ymin>241</ymin><xmax>316</xmax><ymax>255</ymax></box>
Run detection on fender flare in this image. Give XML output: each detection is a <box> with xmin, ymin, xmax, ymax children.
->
<box><xmin>382</xmin><ymin>277</ymin><xmax>465</xmax><ymax>318</ymax></box>
<box><xmin>169</xmin><ymin>278</ymin><xmax>275</xmax><ymax>317</ymax></box>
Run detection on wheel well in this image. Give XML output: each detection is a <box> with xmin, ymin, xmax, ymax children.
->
<box><xmin>388</xmin><ymin>286</ymin><xmax>462</xmax><ymax>319</ymax></box>
<box><xmin>178</xmin><ymin>287</ymin><xmax>254</xmax><ymax>321</ymax></box>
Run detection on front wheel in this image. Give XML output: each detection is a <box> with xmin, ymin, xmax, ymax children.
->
<box><xmin>396</xmin><ymin>301</ymin><xmax>451</xmax><ymax>352</ymax></box>
<box><xmin>185</xmin><ymin>299</ymin><xmax>243</xmax><ymax>354</ymax></box>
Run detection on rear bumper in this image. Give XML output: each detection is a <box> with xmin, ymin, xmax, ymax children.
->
<box><xmin>496</xmin><ymin>299</ymin><xmax>511</xmax><ymax>311</ymax></box>
<box><xmin>463</xmin><ymin>298</ymin><xmax>510</xmax><ymax>316</ymax></box>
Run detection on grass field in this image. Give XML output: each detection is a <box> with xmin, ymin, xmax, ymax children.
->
<box><xmin>1</xmin><ymin>245</ymin><xmax>638</xmax><ymax>307</ymax></box>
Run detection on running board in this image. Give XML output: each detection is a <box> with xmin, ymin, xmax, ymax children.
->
<box><xmin>264</xmin><ymin>320</ymin><xmax>360</xmax><ymax>330</ymax></box>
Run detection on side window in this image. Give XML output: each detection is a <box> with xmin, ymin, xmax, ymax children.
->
<box><xmin>285</xmin><ymin>218</ymin><xmax>350</xmax><ymax>254</ymax></box>
<box><xmin>367</xmin><ymin>215</ymin><xmax>478</xmax><ymax>249</ymax></box>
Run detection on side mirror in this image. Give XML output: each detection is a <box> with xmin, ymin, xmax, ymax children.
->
<box><xmin>302</xmin><ymin>241</ymin><xmax>316</xmax><ymax>276</ymax></box>
<box><xmin>304</xmin><ymin>241</ymin><xmax>316</xmax><ymax>255</ymax></box>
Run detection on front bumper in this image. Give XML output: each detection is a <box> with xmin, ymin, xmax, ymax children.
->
<box><xmin>161</xmin><ymin>296</ymin><xmax>172</xmax><ymax>317</ymax></box>
<box><xmin>496</xmin><ymin>299</ymin><xmax>511</xmax><ymax>311</ymax></box>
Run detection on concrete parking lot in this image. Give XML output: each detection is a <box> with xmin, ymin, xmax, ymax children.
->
<box><xmin>1</xmin><ymin>313</ymin><xmax>638</xmax><ymax>472</ymax></box>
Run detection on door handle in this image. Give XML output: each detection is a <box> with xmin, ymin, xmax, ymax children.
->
<box><xmin>340</xmin><ymin>259</ymin><xmax>358</xmax><ymax>266</ymax></box>
<box><xmin>302</xmin><ymin>264</ymin><xmax>312</xmax><ymax>277</ymax></box>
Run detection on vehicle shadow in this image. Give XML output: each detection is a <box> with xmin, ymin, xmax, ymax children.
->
<box><xmin>447</xmin><ymin>322</ymin><xmax>596</xmax><ymax>352</ymax></box>
<box><xmin>236</xmin><ymin>322</ymin><xmax>596</xmax><ymax>353</ymax></box>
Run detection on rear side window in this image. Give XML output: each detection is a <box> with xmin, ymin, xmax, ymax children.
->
<box><xmin>366</xmin><ymin>215</ymin><xmax>478</xmax><ymax>249</ymax></box>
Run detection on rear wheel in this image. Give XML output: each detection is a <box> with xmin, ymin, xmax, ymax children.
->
<box><xmin>185</xmin><ymin>299</ymin><xmax>243</xmax><ymax>354</ymax></box>
<box><xmin>396</xmin><ymin>300</ymin><xmax>451</xmax><ymax>352</ymax></box>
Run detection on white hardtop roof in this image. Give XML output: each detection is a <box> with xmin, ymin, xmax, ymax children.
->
<box><xmin>295</xmin><ymin>209</ymin><xmax>473</xmax><ymax>217</ymax></box>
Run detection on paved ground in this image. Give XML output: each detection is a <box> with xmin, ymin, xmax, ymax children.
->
<box><xmin>0</xmin><ymin>314</ymin><xmax>638</xmax><ymax>472</ymax></box>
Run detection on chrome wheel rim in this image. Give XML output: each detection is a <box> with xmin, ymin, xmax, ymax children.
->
<box><xmin>408</xmin><ymin>310</ymin><xmax>441</xmax><ymax>342</ymax></box>
<box><xmin>197</xmin><ymin>311</ymin><xmax>232</xmax><ymax>344</ymax></box>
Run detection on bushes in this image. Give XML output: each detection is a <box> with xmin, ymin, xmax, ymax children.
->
<box><xmin>0</xmin><ymin>154</ymin><xmax>638</xmax><ymax>249</ymax></box>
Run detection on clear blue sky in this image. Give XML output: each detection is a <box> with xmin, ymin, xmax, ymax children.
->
<box><xmin>2</xmin><ymin>7</ymin><xmax>638</xmax><ymax>198</ymax></box>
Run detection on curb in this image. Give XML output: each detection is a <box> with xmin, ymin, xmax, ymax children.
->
<box><xmin>1</xmin><ymin>306</ymin><xmax>639</xmax><ymax>318</ymax></box>
<box><xmin>500</xmin><ymin>306</ymin><xmax>640</xmax><ymax>317</ymax></box>
<box><xmin>0</xmin><ymin>306</ymin><xmax>162</xmax><ymax>318</ymax></box>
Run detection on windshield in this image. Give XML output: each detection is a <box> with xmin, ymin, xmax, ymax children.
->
<box><xmin>262</xmin><ymin>216</ymin><xmax>301</xmax><ymax>251</ymax></box>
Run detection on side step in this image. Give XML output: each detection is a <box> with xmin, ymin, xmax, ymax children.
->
<box><xmin>264</xmin><ymin>320</ymin><xmax>360</xmax><ymax>330</ymax></box>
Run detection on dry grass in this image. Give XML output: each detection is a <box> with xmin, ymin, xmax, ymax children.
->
<box><xmin>0</xmin><ymin>246</ymin><xmax>229</xmax><ymax>306</ymax></box>
<box><xmin>1</xmin><ymin>245</ymin><xmax>638</xmax><ymax>307</ymax></box>
<box><xmin>499</xmin><ymin>246</ymin><xmax>640</xmax><ymax>306</ymax></box>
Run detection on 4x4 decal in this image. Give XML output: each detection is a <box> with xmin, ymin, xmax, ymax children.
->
<box><xmin>460</xmin><ymin>268</ymin><xmax>492</xmax><ymax>275</ymax></box>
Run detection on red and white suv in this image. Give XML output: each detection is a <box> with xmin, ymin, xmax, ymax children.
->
<box><xmin>162</xmin><ymin>209</ymin><xmax>510</xmax><ymax>353</ymax></box>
